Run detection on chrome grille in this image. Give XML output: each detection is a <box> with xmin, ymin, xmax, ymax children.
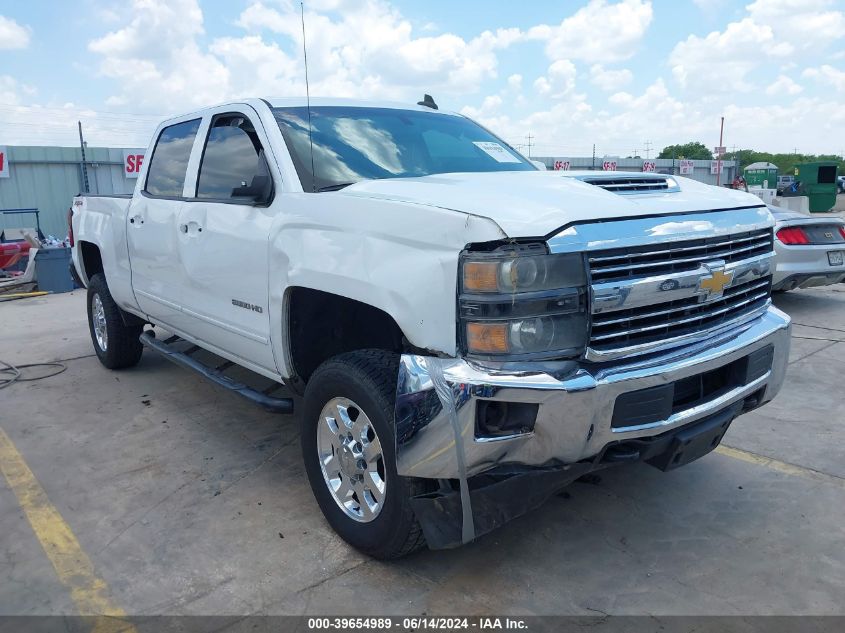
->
<box><xmin>589</xmin><ymin>229</ymin><xmax>773</xmax><ymax>283</ymax></box>
<box><xmin>590</xmin><ymin>277</ymin><xmax>771</xmax><ymax>351</ymax></box>
<box><xmin>587</xmin><ymin>228</ymin><xmax>774</xmax><ymax>357</ymax></box>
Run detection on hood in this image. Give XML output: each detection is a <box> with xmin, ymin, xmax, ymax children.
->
<box><xmin>339</xmin><ymin>171</ymin><xmax>766</xmax><ymax>238</ymax></box>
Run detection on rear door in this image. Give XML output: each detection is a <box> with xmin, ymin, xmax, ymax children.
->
<box><xmin>173</xmin><ymin>107</ymin><xmax>278</xmax><ymax>373</ymax></box>
<box><xmin>127</xmin><ymin>117</ymin><xmax>202</xmax><ymax>327</ymax></box>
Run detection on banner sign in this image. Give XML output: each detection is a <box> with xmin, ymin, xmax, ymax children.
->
<box><xmin>642</xmin><ymin>161</ymin><xmax>656</xmax><ymax>172</ymax></box>
<box><xmin>679</xmin><ymin>159</ymin><xmax>695</xmax><ymax>175</ymax></box>
<box><xmin>123</xmin><ymin>150</ymin><xmax>145</xmax><ymax>179</ymax></box>
<box><xmin>0</xmin><ymin>146</ymin><xmax>9</xmax><ymax>178</ymax></box>
<box><xmin>602</xmin><ymin>160</ymin><xmax>617</xmax><ymax>171</ymax></box>
<box><xmin>710</xmin><ymin>160</ymin><xmax>723</xmax><ymax>174</ymax></box>
<box><xmin>553</xmin><ymin>160</ymin><xmax>570</xmax><ymax>171</ymax></box>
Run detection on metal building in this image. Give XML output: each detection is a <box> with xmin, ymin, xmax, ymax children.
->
<box><xmin>0</xmin><ymin>145</ymin><xmax>143</xmax><ymax>239</ymax></box>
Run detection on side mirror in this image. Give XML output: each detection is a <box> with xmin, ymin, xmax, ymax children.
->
<box><xmin>231</xmin><ymin>176</ymin><xmax>272</xmax><ymax>203</ymax></box>
<box><xmin>231</xmin><ymin>151</ymin><xmax>274</xmax><ymax>204</ymax></box>
<box><xmin>530</xmin><ymin>160</ymin><xmax>547</xmax><ymax>171</ymax></box>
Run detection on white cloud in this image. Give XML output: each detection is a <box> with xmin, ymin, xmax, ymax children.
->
<box><xmin>671</xmin><ymin>0</ymin><xmax>844</xmax><ymax>95</ymax></box>
<box><xmin>527</xmin><ymin>0</ymin><xmax>653</xmax><ymax>63</ymax></box>
<box><xmin>671</xmin><ymin>18</ymin><xmax>789</xmax><ymax>93</ymax></box>
<box><xmin>590</xmin><ymin>64</ymin><xmax>633</xmax><ymax>91</ymax></box>
<box><xmin>747</xmin><ymin>0</ymin><xmax>845</xmax><ymax>51</ymax></box>
<box><xmin>234</xmin><ymin>0</ymin><xmax>520</xmax><ymax>100</ymax></box>
<box><xmin>0</xmin><ymin>15</ymin><xmax>31</xmax><ymax>49</ymax></box>
<box><xmin>0</xmin><ymin>75</ymin><xmax>35</xmax><ymax>105</ymax></box>
<box><xmin>803</xmin><ymin>64</ymin><xmax>845</xmax><ymax>92</ymax></box>
<box><xmin>765</xmin><ymin>74</ymin><xmax>803</xmax><ymax>96</ymax></box>
<box><xmin>88</xmin><ymin>0</ymin><xmax>229</xmax><ymax>110</ymax></box>
<box><xmin>507</xmin><ymin>74</ymin><xmax>523</xmax><ymax>92</ymax></box>
<box><xmin>533</xmin><ymin>59</ymin><xmax>577</xmax><ymax>98</ymax></box>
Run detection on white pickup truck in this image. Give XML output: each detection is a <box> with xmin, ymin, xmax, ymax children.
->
<box><xmin>70</xmin><ymin>97</ymin><xmax>791</xmax><ymax>558</ymax></box>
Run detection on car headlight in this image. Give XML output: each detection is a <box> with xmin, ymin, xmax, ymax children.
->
<box><xmin>459</xmin><ymin>245</ymin><xmax>588</xmax><ymax>359</ymax></box>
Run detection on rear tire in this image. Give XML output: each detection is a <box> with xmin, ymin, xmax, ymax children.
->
<box><xmin>301</xmin><ymin>349</ymin><xmax>427</xmax><ymax>559</ymax></box>
<box><xmin>87</xmin><ymin>273</ymin><xmax>144</xmax><ymax>369</ymax></box>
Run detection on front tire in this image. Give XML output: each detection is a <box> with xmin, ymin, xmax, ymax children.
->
<box><xmin>301</xmin><ymin>350</ymin><xmax>426</xmax><ymax>559</ymax></box>
<box><xmin>87</xmin><ymin>273</ymin><xmax>144</xmax><ymax>369</ymax></box>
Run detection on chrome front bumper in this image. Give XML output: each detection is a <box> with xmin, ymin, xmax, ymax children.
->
<box><xmin>395</xmin><ymin>306</ymin><xmax>791</xmax><ymax>480</ymax></box>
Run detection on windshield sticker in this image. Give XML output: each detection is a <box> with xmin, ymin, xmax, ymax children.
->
<box><xmin>472</xmin><ymin>141</ymin><xmax>522</xmax><ymax>163</ymax></box>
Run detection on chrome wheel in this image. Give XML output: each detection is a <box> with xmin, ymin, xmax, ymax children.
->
<box><xmin>316</xmin><ymin>397</ymin><xmax>387</xmax><ymax>522</ymax></box>
<box><xmin>91</xmin><ymin>293</ymin><xmax>108</xmax><ymax>351</ymax></box>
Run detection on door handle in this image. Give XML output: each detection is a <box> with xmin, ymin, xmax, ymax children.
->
<box><xmin>179</xmin><ymin>221</ymin><xmax>203</xmax><ymax>235</ymax></box>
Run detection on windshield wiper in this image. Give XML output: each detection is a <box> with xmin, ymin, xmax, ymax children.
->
<box><xmin>317</xmin><ymin>182</ymin><xmax>356</xmax><ymax>192</ymax></box>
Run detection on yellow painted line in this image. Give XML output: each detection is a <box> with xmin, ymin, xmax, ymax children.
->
<box><xmin>716</xmin><ymin>444</ymin><xmax>845</xmax><ymax>490</ymax></box>
<box><xmin>0</xmin><ymin>427</ymin><xmax>137</xmax><ymax>633</ymax></box>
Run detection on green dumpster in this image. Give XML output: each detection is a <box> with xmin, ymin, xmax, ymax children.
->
<box><xmin>744</xmin><ymin>161</ymin><xmax>778</xmax><ymax>189</ymax></box>
<box><xmin>795</xmin><ymin>161</ymin><xmax>839</xmax><ymax>213</ymax></box>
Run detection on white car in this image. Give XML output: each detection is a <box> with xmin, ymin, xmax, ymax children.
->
<box><xmin>70</xmin><ymin>97</ymin><xmax>791</xmax><ymax>557</ymax></box>
<box><xmin>770</xmin><ymin>206</ymin><xmax>845</xmax><ymax>291</ymax></box>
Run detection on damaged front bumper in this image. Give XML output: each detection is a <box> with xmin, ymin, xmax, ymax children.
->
<box><xmin>395</xmin><ymin>306</ymin><xmax>791</xmax><ymax>548</ymax></box>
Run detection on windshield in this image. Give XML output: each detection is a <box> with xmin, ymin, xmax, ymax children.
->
<box><xmin>271</xmin><ymin>106</ymin><xmax>535</xmax><ymax>191</ymax></box>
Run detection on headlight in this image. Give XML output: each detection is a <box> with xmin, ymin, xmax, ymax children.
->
<box><xmin>459</xmin><ymin>245</ymin><xmax>588</xmax><ymax>359</ymax></box>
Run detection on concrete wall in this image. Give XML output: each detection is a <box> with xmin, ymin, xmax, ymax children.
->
<box><xmin>533</xmin><ymin>156</ymin><xmax>738</xmax><ymax>187</ymax></box>
<box><xmin>0</xmin><ymin>146</ymin><xmax>143</xmax><ymax>239</ymax></box>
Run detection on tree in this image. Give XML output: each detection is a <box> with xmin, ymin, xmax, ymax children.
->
<box><xmin>658</xmin><ymin>142</ymin><xmax>713</xmax><ymax>160</ymax></box>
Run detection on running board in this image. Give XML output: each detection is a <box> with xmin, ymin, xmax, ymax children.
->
<box><xmin>139</xmin><ymin>331</ymin><xmax>294</xmax><ymax>414</ymax></box>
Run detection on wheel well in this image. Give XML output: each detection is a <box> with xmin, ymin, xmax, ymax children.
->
<box><xmin>79</xmin><ymin>241</ymin><xmax>103</xmax><ymax>281</ymax></box>
<box><xmin>287</xmin><ymin>287</ymin><xmax>405</xmax><ymax>385</ymax></box>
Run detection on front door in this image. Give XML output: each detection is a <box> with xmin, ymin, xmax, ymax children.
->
<box><xmin>173</xmin><ymin>109</ymin><xmax>277</xmax><ymax>373</ymax></box>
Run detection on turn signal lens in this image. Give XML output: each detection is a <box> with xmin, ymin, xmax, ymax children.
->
<box><xmin>463</xmin><ymin>261</ymin><xmax>500</xmax><ymax>292</ymax></box>
<box><xmin>776</xmin><ymin>227</ymin><xmax>810</xmax><ymax>245</ymax></box>
<box><xmin>466</xmin><ymin>322</ymin><xmax>509</xmax><ymax>354</ymax></box>
<box><xmin>839</xmin><ymin>227</ymin><xmax>845</xmax><ymax>240</ymax></box>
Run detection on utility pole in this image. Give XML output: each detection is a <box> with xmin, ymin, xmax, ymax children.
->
<box><xmin>592</xmin><ymin>143</ymin><xmax>596</xmax><ymax>170</ymax></box>
<box><xmin>731</xmin><ymin>144</ymin><xmax>738</xmax><ymax>182</ymax></box>
<box><xmin>632</xmin><ymin>147</ymin><xmax>639</xmax><ymax>158</ymax></box>
<box><xmin>716</xmin><ymin>117</ymin><xmax>724</xmax><ymax>186</ymax></box>
<box><xmin>525</xmin><ymin>133</ymin><xmax>534</xmax><ymax>158</ymax></box>
<box><xmin>643</xmin><ymin>140</ymin><xmax>653</xmax><ymax>159</ymax></box>
<box><xmin>78</xmin><ymin>121</ymin><xmax>90</xmax><ymax>194</ymax></box>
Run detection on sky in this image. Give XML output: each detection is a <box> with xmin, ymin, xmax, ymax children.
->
<box><xmin>1</xmin><ymin>0</ymin><xmax>844</xmax><ymax>156</ymax></box>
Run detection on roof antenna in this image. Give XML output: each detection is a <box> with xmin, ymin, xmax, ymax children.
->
<box><xmin>418</xmin><ymin>94</ymin><xmax>438</xmax><ymax>110</ymax></box>
<box><xmin>301</xmin><ymin>1</ymin><xmax>316</xmax><ymax>192</ymax></box>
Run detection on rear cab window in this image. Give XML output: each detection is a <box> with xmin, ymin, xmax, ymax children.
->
<box><xmin>144</xmin><ymin>119</ymin><xmax>202</xmax><ymax>197</ymax></box>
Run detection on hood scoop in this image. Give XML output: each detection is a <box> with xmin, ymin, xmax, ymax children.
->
<box><xmin>580</xmin><ymin>174</ymin><xmax>680</xmax><ymax>194</ymax></box>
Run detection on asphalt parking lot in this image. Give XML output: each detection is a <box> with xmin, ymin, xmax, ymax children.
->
<box><xmin>1</xmin><ymin>285</ymin><xmax>844</xmax><ymax>617</ymax></box>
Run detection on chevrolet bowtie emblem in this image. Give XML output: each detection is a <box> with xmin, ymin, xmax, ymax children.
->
<box><xmin>699</xmin><ymin>266</ymin><xmax>734</xmax><ymax>299</ymax></box>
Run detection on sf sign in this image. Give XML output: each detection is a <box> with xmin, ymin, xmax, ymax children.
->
<box><xmin>123</xmin><ymin>150</ymin><xmax>145</xmax><ymax>179</ymax></box>
<box><xmin>0</xmin><ymin>146</ymin><xmax>9</xmax><ymax>178</ymax></box>
<box><xmin>553</xmin><ymin>160</ymin><xmax>570</xmax><ymax>171</ymax></box>
<box><xmin>602</xmin><ymin>160</ymin><xmax>617</xmax><ymax>171</ymax></box>
<box><xmin>642</xmin><ymin>161</ymin><xmax>656</xmax><ymax>172</ymax></box>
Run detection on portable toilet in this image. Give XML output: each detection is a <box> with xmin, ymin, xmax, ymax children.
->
<box><xmin>795</xmin><ymin>161</ymin><xmax>839</xmax><ymax>212</ymax></box>
<box><xmin>744</xmin><ymin>162</ymin><xmax>778</xmax><ymax>189</ymax></box>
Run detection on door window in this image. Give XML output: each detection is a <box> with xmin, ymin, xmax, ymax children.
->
<box><xmin>144</xmin><ymin>119</ymin><xmax>201</xmax><ymax>197</ymax></box>
<box><xmin>196</xmin><ymin>114</ymin><xmax>271</xmax><ymax>202</ymax></box>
